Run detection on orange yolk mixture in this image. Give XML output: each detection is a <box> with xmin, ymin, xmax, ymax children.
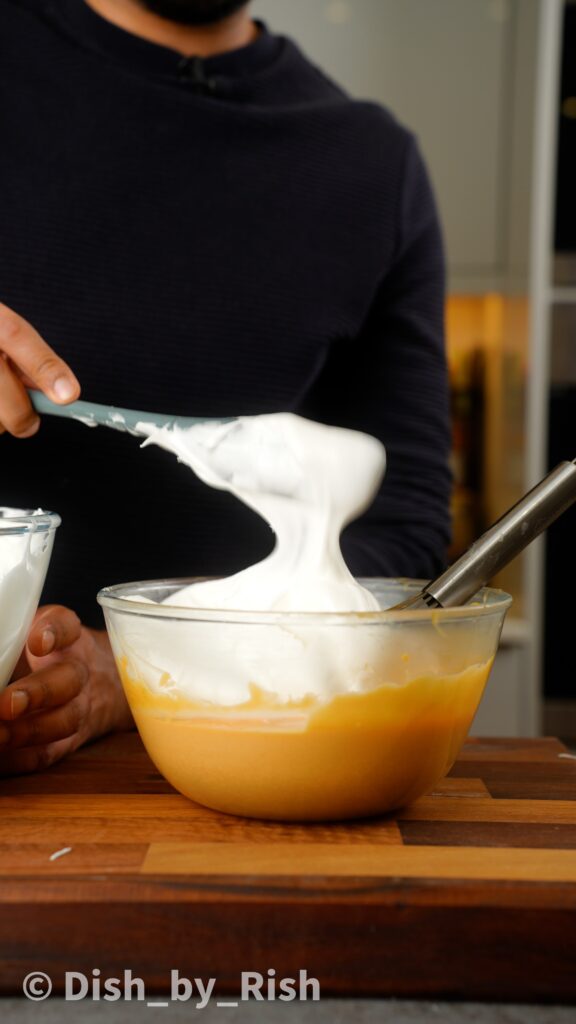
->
<box><xmin>119</xmin><ymin>657</ymin><xmax>492</xmax><ymax>820</ymax></box>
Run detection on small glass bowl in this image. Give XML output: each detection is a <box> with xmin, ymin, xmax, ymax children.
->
<box><xmin>98</xmin><ymin>578</ymin><xmax>511</xmax><ymax>821</ymax></box>
<box><xmin>0</xmin><ymin>508</ymin><xmax>61</xmax><ymax>691</ymax></box>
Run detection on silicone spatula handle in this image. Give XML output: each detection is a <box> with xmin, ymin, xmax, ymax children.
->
<box><xmin>28</xmin><ymin>391</ymin><xmax>231</xmax><ymax>434</ymax></box>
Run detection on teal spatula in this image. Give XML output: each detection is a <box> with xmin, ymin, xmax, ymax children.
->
<box><xmin>29</xmin><ymin>391</ymin><xmax>233</xmax><ymax>436</ymax></box>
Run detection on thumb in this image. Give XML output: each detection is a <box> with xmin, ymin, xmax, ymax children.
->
<box><xmin>26</xmin><ymin>605</ymin><xmax>82</xmax><ymax>665</ymax></box>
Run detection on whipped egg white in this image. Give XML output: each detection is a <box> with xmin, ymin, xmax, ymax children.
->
<box><xmin>108</xmin><ymin>414</ymin><xmax>387</xmax><ymax>705</ymax></box>
<box><xmin>0</xmin><ymin>509</ymin><xmax>58</xmax><ymax>690</ymax></box>
<box><xmin>140</xmin><ymin>414</ymin><xmax>385</xmax><ymax>612</ymax></box>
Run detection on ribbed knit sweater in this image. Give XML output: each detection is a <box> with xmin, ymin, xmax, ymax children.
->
<box><xmin>0</xmin><ymin>0</ymin><xmax>452</xmax><ymax>626</ymax></box>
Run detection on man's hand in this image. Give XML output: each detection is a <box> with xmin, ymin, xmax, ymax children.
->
<box><xmin>0</xmin><ymin>303</ymin><xmax>80</xmax><ymax>436</ymax></box>
<box><xmin>0</xmin><ymin>606</ymin><xmax>134</xmax><ymax>775</ymax></box>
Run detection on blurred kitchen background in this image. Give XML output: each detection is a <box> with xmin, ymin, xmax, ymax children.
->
<box><xmin>252</xmin><ymin>0</ymin><xmax>576</xmax><ymax>739</ymax></box>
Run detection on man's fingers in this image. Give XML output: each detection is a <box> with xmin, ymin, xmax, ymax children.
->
<box><xmin>0</xmin><ymin>660</ymin><xmax>87</xmax><ymax>721</ymax></box>
<box><xmin>27</xmin><ymin>606</ymin><xmax>83</xmax><ymax>658</ymax></box>
<box><xmin>1</xmin><ymin>692</ymin><xmax>88</xmax><ymax>749</ymax></box>
<box><xmin>0</xmin><ymin>744</ymin><xmax>56</xmax><ymax>775</ymax></box>
<box><xmin>0</xmin><ymin>355</ymin><xmax>40</xmax><ymax>436</ymax></box>
<box><xmin>0</xmin><ymin>734</ymin><xmax>80</xmax><ymax>776</ymax></box>
<box><xmin>0</xmin><ymin>303</ymin><xmax>80</xmax><ymax>408</ymax></box>
<box><xmin>0</xmin><ymin>299</ymin><xmax>81</xmax><ymax>437</ymax></box>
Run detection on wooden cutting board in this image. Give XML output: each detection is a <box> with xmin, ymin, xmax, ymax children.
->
<box><xmin>1</xmin><ymin>733</ymin><xmax>576</xmax><ymax>1002</ymax></box>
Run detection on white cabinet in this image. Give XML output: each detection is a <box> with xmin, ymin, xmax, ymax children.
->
<box><xmin>252</xmin><ymin>0</ymin><xmax>524</xmax><ymax>290</ymax></box>
<box><xmin>469</xmin><ymin>619</ymin><xmax>532</xmax><ymax>736</ymax></box>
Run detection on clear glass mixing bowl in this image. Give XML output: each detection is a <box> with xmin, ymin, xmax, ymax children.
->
<box><xmin>98</xmin><ymin>578</ymin><xmax>511</xmax><ymax>821</ymax></box>
<box><xmin>0</xmin><ymin>508</ymin><xmax>61</xmax><ymax>691</ymax></box>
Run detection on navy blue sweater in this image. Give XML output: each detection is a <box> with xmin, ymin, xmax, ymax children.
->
<box><xmin>0</xmin><ymin>0</ymin><xmax>452</xmax><ymax>626</ymax></box>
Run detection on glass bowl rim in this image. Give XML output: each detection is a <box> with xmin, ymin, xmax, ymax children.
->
<box><xmin>97</xmin><ymin>576</ymin><xmax>513</xmax><ymax>626</ymax></box>
<box><xmin>0</xmin><ymin>508</ymin><xmax>61</xmax><ymax>535</ymax></box>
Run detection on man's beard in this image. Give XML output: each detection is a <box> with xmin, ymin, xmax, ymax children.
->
<box><xmin>135</xmin><ymin>0</ymin><xmax>250</xmax><ymax>25</ymax></box>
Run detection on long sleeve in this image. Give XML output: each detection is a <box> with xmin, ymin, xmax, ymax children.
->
<box><xmin>299</xmin><ymin>135</ymin><xmax>452</xmax><ymax>580</ymax></box>
<box><xmin>0</xmin><ymin>0</ymin><xmax>453</xmax><ymax>623</ymax></box>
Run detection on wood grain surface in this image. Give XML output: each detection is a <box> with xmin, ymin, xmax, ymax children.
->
<box><xmin>1</xmin><ymin>733</ymin><xmax>576</xmax><ymax>1002</ymax></box>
